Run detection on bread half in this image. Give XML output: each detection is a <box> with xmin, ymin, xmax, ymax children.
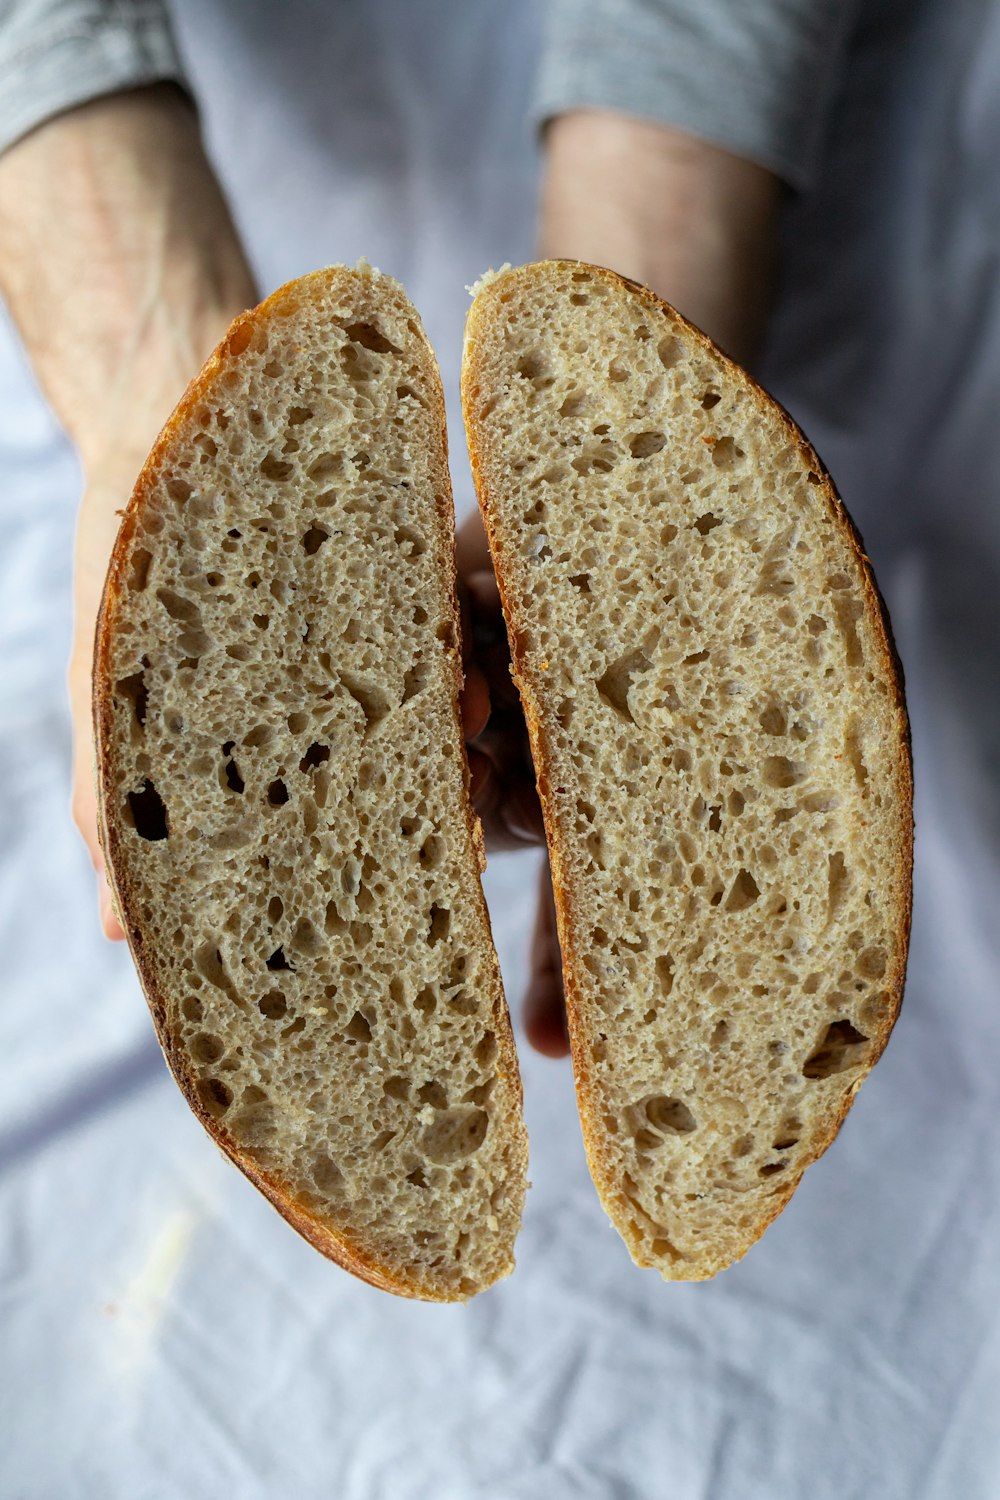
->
<box><xmin>95</xmin><ymin>265</ymin><xmax>527</xmax><ymax>1301</ymax></box>
<box><xmin>462</xmin><ymin>260</ymin><xmax>912</xmax><ymax>1280</ymax></box>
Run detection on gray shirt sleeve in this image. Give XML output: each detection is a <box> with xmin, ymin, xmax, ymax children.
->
<box><xmin>0</xmin><ymin>0</ymin><xmax>189</xmax><ymax>155</ymax></box>
<box><xmin>535</xmin><ymin>0</ymin><xmax>865</xmax><ymax>191</ymax></box>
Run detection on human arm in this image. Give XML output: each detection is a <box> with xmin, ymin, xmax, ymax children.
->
<box><xmin>0</xmin><ymin>83</ymin><xmax>257</xmax><ymax>937</ymax></box>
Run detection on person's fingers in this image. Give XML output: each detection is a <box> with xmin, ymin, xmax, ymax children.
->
<box><xmin>99</xmin><ymin>876</ymin><xmax>126</xmax><ymax>943</ymax></box>
<box><xmin>523</xmin><ymin>863</ymin><xmax>570</xmax><ymax>1057</ymax></box>
<box><xmin>71</xmin><ymin>750</ymin><xmax>126</xmax><ymax>943</ymax></box>
<box><xmin>455</xmin><ymin>506</ymin><xmax>493</xmax><ymax>577</ymax></box>
<box><xmin>467</xmin><ymin>745</ymin><xmax>544</xmax><ymax>850</ymax></box>
<box><xmin>460</xmin><ymin>662</ymin><xmax>491</xmax><ymax>741</ymax></box>
<box><xmin>69</xmin><ymin>625</ymin><xmax>127</xmax><ymax>942</ymax></box>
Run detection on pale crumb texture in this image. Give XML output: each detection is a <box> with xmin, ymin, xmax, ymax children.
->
<box><xmin>96</xmin><ymin>266</ymin><xmax>527</xmax><ymax>1302</ymax></box>
<box><xmin>462</xmin><ymin>260</ymin><xmax>912</xmax><ymax>1281</ymax></box>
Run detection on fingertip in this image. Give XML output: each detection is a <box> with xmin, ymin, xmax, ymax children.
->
<box><xmin>522</xmin><ymin>977</ymin><xmax>571</xmax><ymax>1058</ymax></box>
<box><xmin>99</xmin><ymin>882</ymin><xmax>126</xmax><ymax>942</ymax></box>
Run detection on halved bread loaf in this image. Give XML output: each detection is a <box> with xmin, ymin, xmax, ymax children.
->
<box><xmin>462</xmin><ymin>260</ymin><xmax>912</xmax><ymax>1280</ymax></box>
<box><xmin>95</xmin><ymin>265</ymin><xmax>527</xmax><ymax>1301</ymax></box>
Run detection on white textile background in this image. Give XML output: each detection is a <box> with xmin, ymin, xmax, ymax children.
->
<box><xmin>2</xmin><ymin>2</ymin><xmax>1000</xmax><ymax>1496</ymax></box>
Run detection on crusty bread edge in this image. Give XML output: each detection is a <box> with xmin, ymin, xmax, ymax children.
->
<box><xmin>462</xmin><ymin>258</ymin><xmax>913</xmax><ymax>1280</ymax></box>
<box><xmin>93</xmin><ymin>265</ymin><xmax>527</xmax><ymax>1303</ymax></box>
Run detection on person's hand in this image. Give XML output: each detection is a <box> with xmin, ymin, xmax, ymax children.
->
<box><xmin>455</xmin><ymin>508</ymin><xmax>570</xmax><ymax>1057</ymax></box>
<box><xmin>0</xmin><ymin>86</ymin><xmax>258</xmax><ymax>938</ymax></box>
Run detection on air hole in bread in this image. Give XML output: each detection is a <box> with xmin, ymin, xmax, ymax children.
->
<box><xmin>756</xmin><ymin>560</ymin><xmax>796</xmax><ymax>596</ymax></box>
<box><xmin>311</xmin><ymin>1152</ymin><xmax>344</xmax><ymax>1194</ymax></box>
<box><xmin>167</xmin><ymin>478</ymin><xmax>193</xmax><ymax>504</ymax></box>
<box><xmin>803</xmin><ymin>1019</ymin><xmax>869</xmax><ymax>1078</ymax></box>
<box><xmin>700</xmin><ymin>391</ymin><xmax>721</xmax><ymax>409</ymax></box>
<box><xmin>559</xmin><ymin>392</ymin><xmax>588</xmax><ymax>418</ymax></box>
<box><xmin>629</xmin><ymin>430</ymin><xmax>666</xmax><ymax>459</ymax></box>
<box><xmin>655</xmin><ymin>954</ymin><xmax>674</xmax><ymax>995</ymax></box>
<box><xmin>260</xmin><ymin>453</ymin><xmax>293</xmax><ymax>482</ymax></box>
<box><xmin>634</xmin><ymin>1128</ymin><xmax>664</xmax><ymax>1153</ymax></box>
<box><xmin>417</xmin><ymin>1079</ymin><xmax>448</xmax><ymax>1109</ymax></box>
<box><xmin>126</xmin><ymin>779</ymin><xmax>169</xmax><ymax>840</ymax></box>
<box><xmin>308</xmin><ymin>452</ymin><xmax>344</xmax><ymax>481</ymax></box>
<box><xmin>759</xmin><ymin>705</ymin><xmax>787</xmax><ymax>736</ymax></box>
<box><xmin>128</xmin><ymin>547</ymin><xmax>153</xmax><ymax>591</ymax></box>
<box><xmin>223</xmin><ymin>757</ymin><xmax>245</xmax><ymax>793</ymax></box>
<box><xmin>258</xmin><ymin>990</ymin><xmax>287</xmax><ymax>1020</ymax></box>
<box><xmin>419</xmin><ymin>835</ymin><xmax>443</xmax><ymax>868</ymax></box>
<box><xmin>266</xmin><ymin>946</ymin><xmax>292</xmax><ymax>972</ymax></box>
<box><xmin>402</xmin><ymin>660</ymin><xmax>430</xmax><ymax>702</ymax></box>
<box><xmin>763</xmin><ymin>756</ymin><xmax>807</xmax><ymax>789</ymax></box>
<box><xmin>596</xmin><ymin>650</ymin><xmax>650</xmax><ymax>723</ymax></box>
<box><xmin>711</xmin><ymin>436</ymin><xmax>744</xmax><ymax>470</ymax></box>
<box><xmin>845</xmin><ymin>717</ymin><xmax>870</xmax><ymax>791</ymax></box>
<box><xmin>302</xmin><ymin>525</ymin><xmax>330</xmax><ymax>555</ymax></box>
<box><xmin>291</xmin><ymin>916</ymin><xmax>323</xmax><ymax>958</ymax></box>
<box><xmin>267</xmin><ymin>778</ymin><xmax>288</xmax><ymax>806</ymax></box>
<box><xmin>428</xmin><ymin>904</ymin><xmax>450</xmax><ymax>947</ymax></box>
<box><xmin>710</xmin><ymin>1020</ymin><xmax>729</xmax><ymax>1047</ymax></box>
<box><xmin>657</xmin><ymin>336</ymin><xmax>682</xmax><ymax>369</ymax></box>
<box><xmin>515</xmin><ymin>351</ymin><xmax>549</xmax><ymax>384</ymax></box>
<box><xmin>116</xmin><ymin>669</ymin><xmax>148</xmax><ymax>730</ymax></box>
<box><xmin>414</xmin><ymin>985</ymin><xmax>436</xmax><ymax>1014</ymax></box>
<box><xmin>394</xmin><ymin>525</ymin><xmax>425</xmax><ymax>558</ymax></box>
<box><xmin>724</xmin><ymin>869</ymin><xmax>760</xmax><ymax>912</ymax></box>
<box><xmin>693</xmin><ymin>512</ymin><xmax>722</xmax><ymax>535</ymax></box>
<box><xmin>345</xmin><ymin>1010</ymin><xmax>373</xmax><ymax>1043</ymax></box>
<box><xmin>191</xmin><ymin>1032</ymin><xmax>225</xmax><ymax>1065</ymax></box>
<box><xmin>340</xmin><ymin>672</ymin><xmax>391</xmax><ymax>731</ymax></box>
<box><xmin>773</xmin><ymin>1118</ymin><xmax>802</xmax><ymax>1149</ymax></box>
<box><xmin>645</xmin><ymin>1095</ymin><xmax>697</xmax><ymax>1134</ymax></box>
<box><xmin>827</xmin><ymin>852</ymin><xmax>850</xmax><ymax>924</ymax></box>
<box><xmin>608</xmin><ymin>360</ymin><xmax>630</xmax><ymax>382</ymax></box>
<box><xmin>156</xmin><ymin>588</ymin><xmax>201</xmax><ymax>625</ymax></box>
<box><xmin>857</xmin><ymin>945</ymin><xmax>886</xmax><ymax>979</ymax></box>
<box><xmin>198</xmin><ymin>1077</ymin><xmax>233</xmax><ymax>1117</ymax></box>
<box><xmin>422</xmin><ymin>1107</ymin><xmax>489</xmax><ymax>1163</ymax></box>
<box><xmin>344</xmin><ymin>320</ymin><xmax>401</xmax><ymax>355</ymax></box>
<box><xmin>801</xmin><ymin>790</ymin><xmax>839</xmax><ymax>813</ymax></box>
<box><xmin>299</xmin><ymin>742</ymin><xmax>329</xmax><ymax>772</ymax></box>
<box><xmin>571</xmin><ymin>450</ymin><xmax>615</xmax><ymax>477</ymax></box>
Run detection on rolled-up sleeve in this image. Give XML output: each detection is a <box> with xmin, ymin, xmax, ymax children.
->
<box><xmin>536</xmin><ymin>0</ymin><xmax>865</xmax><ymax>191</ymax></box>
<box><xmin>0</xmin><ymin>0</ymin><xmax>189</xmax><ymax>155</ymax></box>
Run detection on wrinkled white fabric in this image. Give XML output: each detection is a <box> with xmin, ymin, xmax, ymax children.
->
<box><xmin>2</xmin><ymin>2</ymin><xmax>999</xmax><ymax>1496</ymax></box>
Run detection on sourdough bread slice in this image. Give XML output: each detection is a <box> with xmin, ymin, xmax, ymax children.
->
<box><xmin>95</xmin><ymin>264</ymin><xmax>527</xmax><ymax>1301</ymax></box>
<box><xmin>462</xmin><ymin>260</ymin><xmax>912</xmax><ymax>1281</ymax></box>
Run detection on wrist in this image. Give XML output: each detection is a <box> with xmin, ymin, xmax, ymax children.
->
<box><xmin>0</xmin><ymin>86</ymin><xmax>257</xmax><ymax>463</ymax></box>
<box><xmin>539</xmin><ymin>110</ymin><xmax>781</xmax><ymax>366</ymax></box>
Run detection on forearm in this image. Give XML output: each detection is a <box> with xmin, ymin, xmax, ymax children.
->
<box><xmin>539</xmin><ymin>109</ymin><xmax>781</xmax><ymax>368</ymax></box>
<box><xmin>0</xmin><ymin>84</ymin><xmax>257</xmax><ymax>476</ymax></box>
<box><xmin>0</xmin><ymin>84</ymin><xmax>258</xmax><ymax>922</ymax></box>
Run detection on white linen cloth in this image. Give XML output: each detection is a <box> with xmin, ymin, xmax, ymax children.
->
<box><xmin>2</xmin><ymin>2</ymin><xmax>999</xmax><ymax>1495</ymax></box>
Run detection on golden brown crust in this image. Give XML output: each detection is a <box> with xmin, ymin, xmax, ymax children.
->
<box><xmin>94</xmin><ymin>266</ymin><xmax>526</xmax><ymax>1302</ymax></box>
<box><xmin>462</xmin><ymin>259</ymin><xmax>913</xmax><ymax>1278</ymax></box>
